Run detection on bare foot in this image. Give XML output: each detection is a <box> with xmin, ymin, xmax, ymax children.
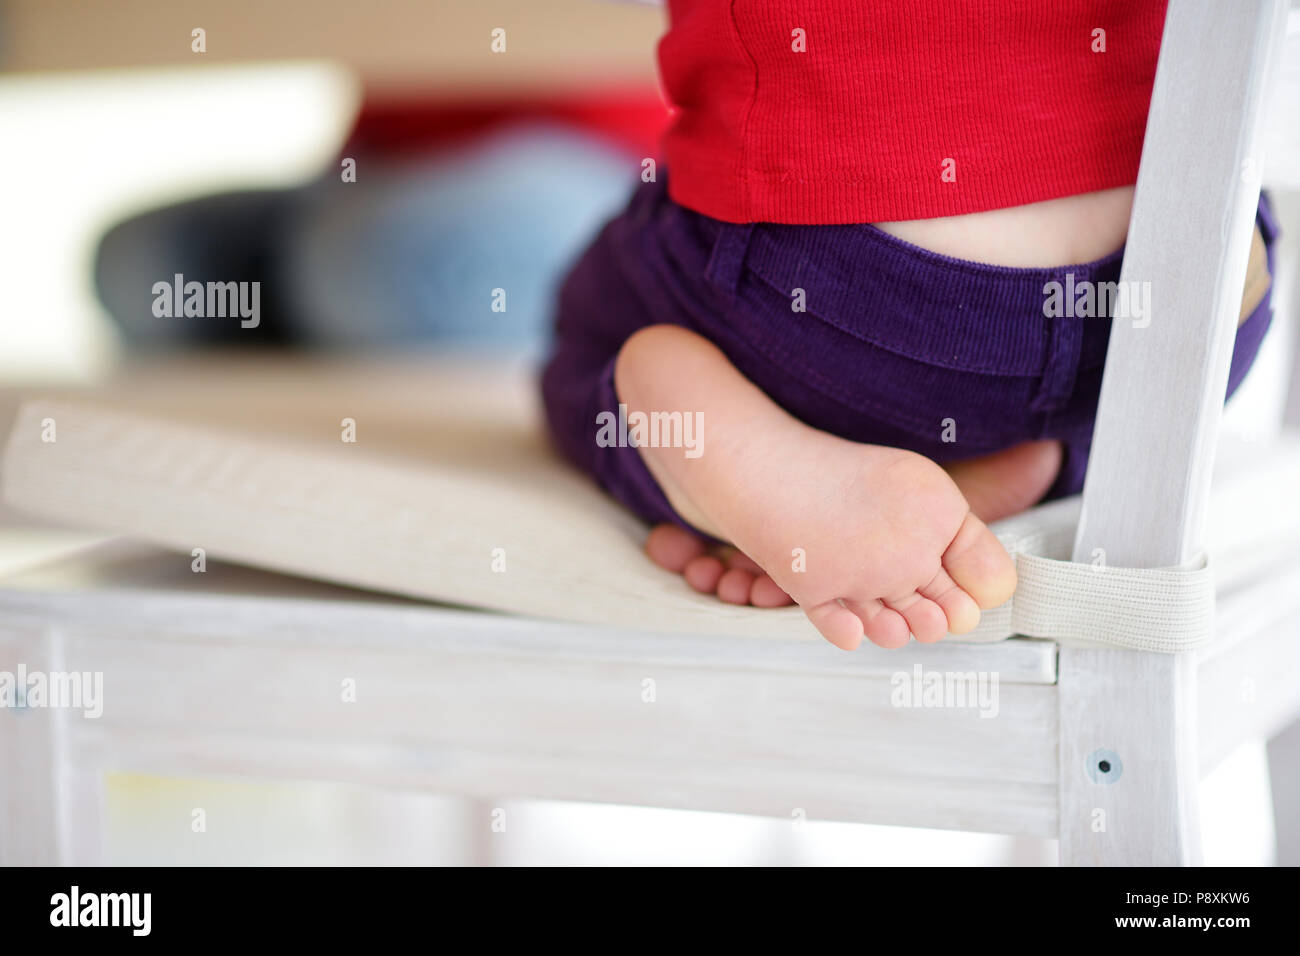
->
<box><xmin>645</xmin><ymin>437</ymin><xmax>1062</xmax><ymax>616</ymax></box>
<box><xmin>616</xmin><ymin>324</ymin><xmax>1054</xmax><ymax>650</ymax></box>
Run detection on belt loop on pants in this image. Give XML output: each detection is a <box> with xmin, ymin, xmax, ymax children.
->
<box><xmin>704</xmin><ymin>222</ymin><xmax>756</xmax><ymax>302</ymax></box>
<box><xmin>1031</xmin><ymin>314</ymin><xmax>1085</xmax><ymax>414</ymax></box>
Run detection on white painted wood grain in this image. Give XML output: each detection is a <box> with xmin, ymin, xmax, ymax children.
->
<box><xmin>23</xmin><ymin>632</ymin><xmax>1062</xmax><ymax>840</ymax></box>
<box><xmin>0</xmin><ymin>577</ymin><xmax>1059</xmax><ymax>685</ymax></box>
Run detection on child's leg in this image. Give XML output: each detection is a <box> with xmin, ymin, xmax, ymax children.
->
<box><xmin>613</xmin><ymin>323</ymin><xmax>1060</xmax><ymax>650</ymax></box>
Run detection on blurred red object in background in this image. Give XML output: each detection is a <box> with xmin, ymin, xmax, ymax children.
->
<box><xmin>344</xmin><ymin>89</ymin><xmax>672</xmax><ymax>159</ymax></box>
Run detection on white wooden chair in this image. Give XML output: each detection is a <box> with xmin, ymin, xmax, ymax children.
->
<box><xmin>1</xmin><ymin>0</ymin><xmax>1297</xmax><ymax>866</ymax></box>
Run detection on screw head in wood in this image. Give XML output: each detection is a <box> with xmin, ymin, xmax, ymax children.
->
<box><xmin>1086</xmin><ymin>748</ymin><xmax>1123</xmax><ymax>784</ymax></box>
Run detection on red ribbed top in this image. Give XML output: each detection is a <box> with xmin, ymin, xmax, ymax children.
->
<box><xmin>658</xmin><ymin>0</ymin><xmax>1169</xmax><ymax>224</ymax></box>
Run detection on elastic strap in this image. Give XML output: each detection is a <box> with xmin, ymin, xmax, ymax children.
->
<box><xmin>969</xmin><ymin>527</ymin><xmax>1215</xmax><ymax>652</ymax></box>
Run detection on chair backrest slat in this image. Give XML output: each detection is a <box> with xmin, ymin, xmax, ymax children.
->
<box><xmin>1072</xmin><ymin>0</ymin><xmax>1289</xmax><ymax>568</ymax></box>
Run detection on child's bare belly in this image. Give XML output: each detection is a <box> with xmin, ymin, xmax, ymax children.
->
<box><xmin>873</xmin><ymin>186</ymin><xmax>1135</xmax><ymax>267</ymax></box>
<box><xmin>877</xmin><ymin>184</ymin><xmax>1269</xmax><ymax>322</ymax></box>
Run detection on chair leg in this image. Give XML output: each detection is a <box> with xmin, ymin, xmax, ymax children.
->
<box><xmin>1058</xmin><ymin>648</ymin><xmax>1202</xmax><ymax>865</ymax></box>
<box><xmin>464</xmin><ymin>797</ymin><xmax>500</xmax><ymax>866</ymax></box>
<box><xmin>0</xmin><ymin>627</ymin><xmax>92</xmax><ymax>865</ymax></box>
<box><xmin>60</xmin><ymin>760</ymin><xmax>106</xmax><ymax>865</ymax></box>
<box><xmin>1267</xmin><ymin>718</ymin><xmax>1300</xmax><ymax>865</ymax></box>
<box><xmin>1201</xmin><ymin>738</ymin><xmax>1276</xmax><ymax>865</ymax></box>
<box><xmin>0</xmin><ymin>706</ymin><xmax>63</xmax><ymax>864</ymax></box>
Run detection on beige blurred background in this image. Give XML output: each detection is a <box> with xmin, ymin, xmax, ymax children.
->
<box><xmin>2</xmin><ymin>0</ymin><xmax>663</xmax><ymax>94</ymax></box>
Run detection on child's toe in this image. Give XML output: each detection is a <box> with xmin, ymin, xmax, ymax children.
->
<box><xmin>645</xmin><ymin>523</ymin><xmax>708</xmax><ymax>573</ymax></box>
<box><xmin>683</xmin><ymin>554</ymin><xmax>725</xmax><ymax>593</ymax></box>
<box><xmin>941</xmin><ymin>513</ymin><xmax>1016</xmax><ymax>609</ymax></box>
<box><xmin>722</xmin><ymin>548</ymin><xmax>765</xmax><ymax>575</ymax></box>
<box><xmin>750</xmin><ymin>573</ymin><xmax>794</xmax><ymax>607</ymax></box>
<box><xmin>716</xmin><ymin>568</ymin><xmax>756</xmax><ymax>604</ymax></box>
<box><xmin>886</xmin><ymin>592</ymin><xmax>948</xmax><ymax>643</ymax></box>
<box><xmin>805</xmin><ymin>600</ymin><xmax>865</xmax><ymax>650</ymax></box>
<box><xmin>920</xmin><ymin>568</ymin><xmax>981</xmax><ymax>635</ymax></box>
<box><xmin>849</xmin><ymin>598</ymin><xmax>912</xmax><ymax>648</ymax></box>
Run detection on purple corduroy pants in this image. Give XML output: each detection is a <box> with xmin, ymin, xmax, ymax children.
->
<box><xmin>541</xmin><ymin>175</ymin><xmax>1278</xmax><ymax>531</ymax></box>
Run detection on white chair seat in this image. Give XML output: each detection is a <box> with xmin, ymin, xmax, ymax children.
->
<box><xmin>5</xmin><ymin>358</ymin><xmax>1299</xmax><ymax>649</ymax></box>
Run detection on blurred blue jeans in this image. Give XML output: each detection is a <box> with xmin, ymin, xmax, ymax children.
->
<box><xmin>95</xmin><ymin>125</ymin><xmax>639</xmax><ymax>356</ymax></box>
